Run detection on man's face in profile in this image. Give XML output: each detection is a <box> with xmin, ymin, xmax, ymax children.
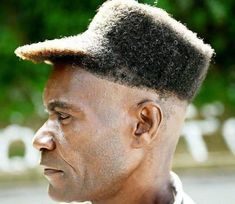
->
<box><xmin>33</xmin><ymin>63</ymin><xmax>146</xmax><ymax>202</ymax></box>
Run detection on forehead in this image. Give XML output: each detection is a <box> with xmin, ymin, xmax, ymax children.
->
<box><xmin>43</xmin><ymin>64</ymin><xmax>132</xmax><ymax>115</ymax></box>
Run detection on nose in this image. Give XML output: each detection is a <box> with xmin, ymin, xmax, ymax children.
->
<box><xmin>33</xmin><ymin>122</ymin><xmax>56</xmax><ymax>151</ymax></box>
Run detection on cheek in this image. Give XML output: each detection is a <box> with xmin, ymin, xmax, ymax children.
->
<box><xmin>56</xmin><ymin>117</ymin><xmax>143</xmax><ymax>200</ymax></box>
<box><xmin>81</xmin><ymin>128</ymin><xmax>144</xmax><ymax>199</ymax></box>
<box><xmin>82</xmin><ymin>130</ymin><xmax>129</xmax><ymax>194</ymax></box>
<box><xmin>58</xmin><ymin>121</ymin><xmax>127</xmax><ymax>173</ymax></box>
<box><xmin>86</xmin><ymin>131</ymin><xmax>127</xmax><ymax>172</ymax></box>
<box><xmin>54</xmin><ymin>123</ymin><xmax>86</xmax><ymax>177</ymax></box>
<box><xmin>73</xmin><ymin>115</ymin><xmax>134</xmax><ymax>180</ymax></box>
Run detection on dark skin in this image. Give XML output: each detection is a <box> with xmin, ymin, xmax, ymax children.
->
<box><xmin>33</xmin><ymin>63</ymin><xmax>187</xmax><ymax>204</ymax></box>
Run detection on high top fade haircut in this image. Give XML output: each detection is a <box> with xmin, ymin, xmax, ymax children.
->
<box><xmin>15</xmin><ymin>0</ymin><xmax>214</xmax><ymax>102</ymax></box>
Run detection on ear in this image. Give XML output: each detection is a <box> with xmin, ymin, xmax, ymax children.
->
<box><xmin>132</xmin><ymin>101</ymin><xmax>163</xmax><ymax>148</ymax></box>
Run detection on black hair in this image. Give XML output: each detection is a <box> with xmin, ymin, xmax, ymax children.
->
<box><xmin>16</xmin><ymin>0</ymin><xmax>214</xmax><ymax>101</ymax></box>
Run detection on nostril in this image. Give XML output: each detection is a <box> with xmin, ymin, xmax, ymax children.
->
<box><xmin>33</xmin><ymin>134</ymin><xmax>56</xmax><ymax>151</ymax></box>
<box><xmin>39</xmin><ymin>147</ymin><xmax>48</xmax><ymax>152</ymax></box>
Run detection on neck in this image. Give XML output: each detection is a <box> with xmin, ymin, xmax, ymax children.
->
<box><xmin>92</xmin><ymin>158</ymin><xmax>174</xmax><ymax>204</ymax></box>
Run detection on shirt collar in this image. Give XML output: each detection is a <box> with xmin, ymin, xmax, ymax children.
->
<box><xmin>170</xmin><ymin>171</ymin><xmax>184</xmax><ymax>204</ymax></box>
<box><xmin>170</xmin><ymin>171</ymin><xmax>196</xmax><ymax>204</ymax></box>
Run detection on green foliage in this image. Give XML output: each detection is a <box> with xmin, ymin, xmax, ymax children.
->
<box><xmin>0</xmin><ymin>0</ymin><xmax>234</xmax><ymax>126</ymax></box>
<box><xmin>8</xmin><ymin>140</ymin><xmax>25</xmax><ymax>158</ymax></box>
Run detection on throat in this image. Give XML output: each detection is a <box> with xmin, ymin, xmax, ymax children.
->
<box><xmin>92</xmin><ymin>175</ymin><xmax>174</xmax><ymax>204</ymax></box>
<box><xmin>139</xmin><ymin>182</ymin><xmax>174</xmax><ymax>204</ymax></box>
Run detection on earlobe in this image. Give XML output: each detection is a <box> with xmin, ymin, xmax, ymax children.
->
<box><xmin>132</xmin><ymin>101</ymin><xmax>163</xmax><ymax>148</ymax></box>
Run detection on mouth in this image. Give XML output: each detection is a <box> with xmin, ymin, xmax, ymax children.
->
<box><xmin>44</xmin><ymin>168</ymin><xmax>64</xmax><ymax>176</ymax></box>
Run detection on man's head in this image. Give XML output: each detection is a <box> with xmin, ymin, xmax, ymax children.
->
<box><xmin>15</xmin><ymin>0</ymin><xmax>214</xmax><ymax>203</ymax></box>
<box><xmin>33</xmin><ymin>62</ymin><xmax>187</xmax><ymax>202</ymax></box>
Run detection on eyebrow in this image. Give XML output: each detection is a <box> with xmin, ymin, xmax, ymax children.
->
<box><xmin>47</xmin><ymin>100</ymin><xmax>82</xmax><ymax>113</ymax></box>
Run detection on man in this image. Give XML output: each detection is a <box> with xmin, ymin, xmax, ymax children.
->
<box><xmin>15</xmin><ymin>0</ymin><xmax>214</xmax><ymax>203</ymax></box>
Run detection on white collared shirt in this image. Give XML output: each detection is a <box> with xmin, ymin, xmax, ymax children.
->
<box><xmin>60</xmin><ymin>171</ymin><xmax>195</xmax><ymax>204</ymax></box>
<box><xmin>171</xmin><ymin>171</ymin><xmax>196</xmax><ymax>204</ymax></box>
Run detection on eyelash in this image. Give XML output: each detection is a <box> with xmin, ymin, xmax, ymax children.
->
<box><xmin>56</xmin><ymin>112</ymin><xmax>71</xmax><ymax>122</ymax></box>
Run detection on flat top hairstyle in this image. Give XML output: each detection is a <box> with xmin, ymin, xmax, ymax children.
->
<box><xmin>15</xmin><ymin>0</ymin><xmax>214</xmax><ymax>101</ymax></box>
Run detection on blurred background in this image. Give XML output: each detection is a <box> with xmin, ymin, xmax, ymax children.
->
<box><xmin>0</xmin><ymin>0</ymin><xmax>235</xmax><ymax>203</ymax></box>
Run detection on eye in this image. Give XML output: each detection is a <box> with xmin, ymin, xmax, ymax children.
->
<box><xmin>57</xmin><ymin>112</ymin><xmax>71</xmax><ymax>124</ymax></box>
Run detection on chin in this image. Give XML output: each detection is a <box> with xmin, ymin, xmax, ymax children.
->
<box><xmin>48</xmin><ymin>184</ymin><xmax>88</xmax><ymax>203</ymax></box>
<box><xmin>48</xmin><ymin>184</ymin><xmax>72</xmax><ymax>203</ymax></box>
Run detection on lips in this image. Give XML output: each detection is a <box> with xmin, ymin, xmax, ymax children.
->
<box><xmin>44</xmin><ymin>168</ymin><xmax>64</xmax><ymax>176</ymax></box>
